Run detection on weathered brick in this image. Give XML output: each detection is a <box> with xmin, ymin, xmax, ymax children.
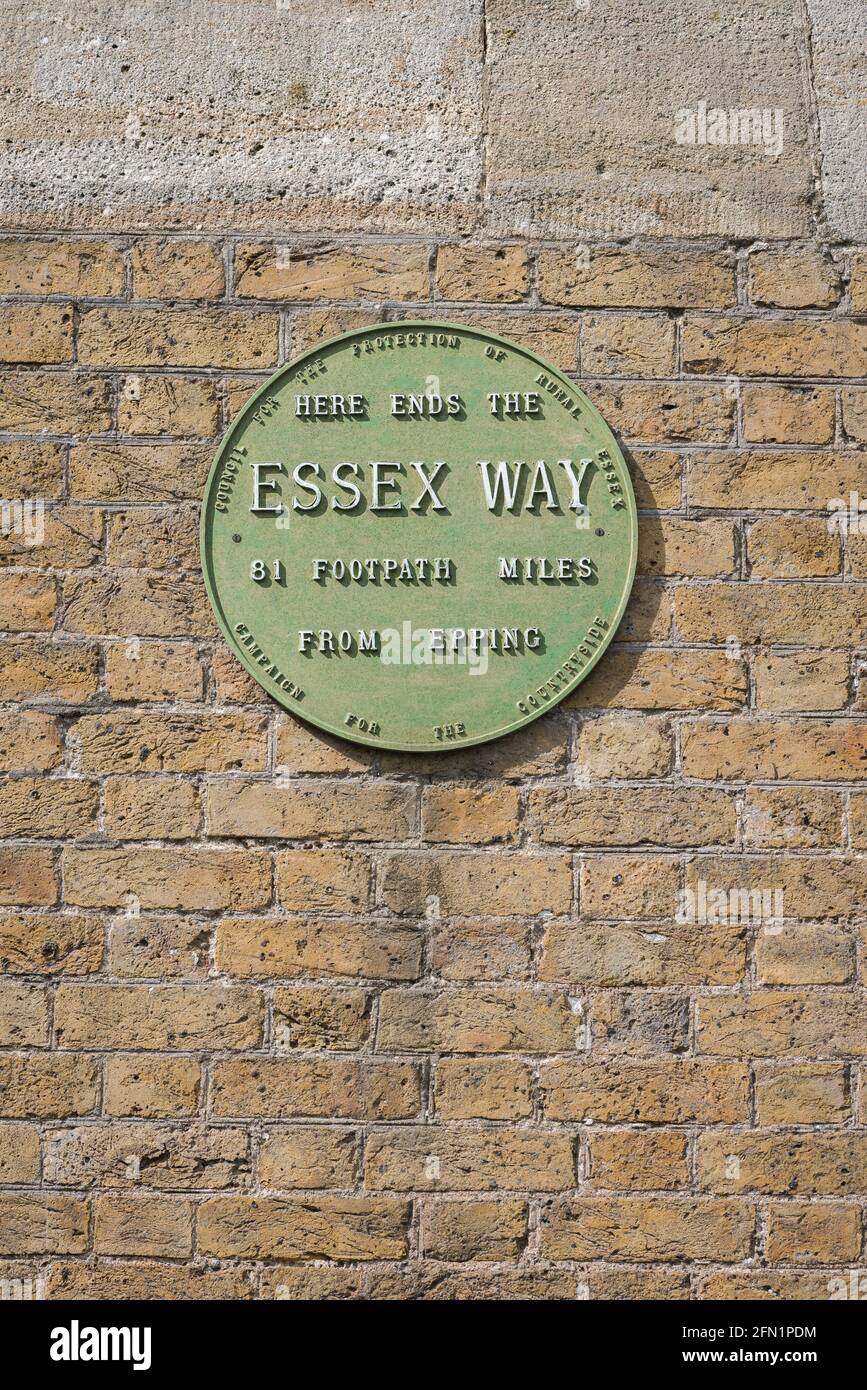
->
<box><xmin>421</xmin><ymin>785</ymin><xmax>519</xmax><ymax>843</ymax></box>
<box><xmin>589</xmin><ymin>1267</ymin><xmax>691</xmax><ymax>1300</ymax></box>
<box><xmin>0</xmin><ymin>776</ymin><xmax>98</xmax><ymax>838</ymax></box>
<box><xmin>0</xmin><ymin>912</ymin><xmax>102</xmax><ymax>975</ymax></box>
<box><xmin>210</xmin><ymin>1058</ymin><xmax>421</xmax><ymax>1121</ymax></box>
<box><xmin>540</xmin><ymin>920</ymin><xmax>744</xmax><ymax>987</ymax></box>
<box><xmin>0</xmin><ymin>1124</ymin><xmax>39</xmax><ymax>1182</ymax></box>
<box><xmin>428</xmin><ymin>916</ymin><xmax>531</xmax><ymax>982</ymax></box>
<box><xmin>580</xmin><ymin>854</ymin><xmax>680</xmax><ymax>920</ymax></box>
<box><xmin>131</xmin><ymin>239</ymin><xmax>225</xmax><ymax>300</ymax></box>
<box><xmin>567</xmin><ymin>649</ymin><xmax>748</xmax><ymax>712</ymax></box>
<box><xmin>63</xmin><ymin>571</ymin><xmax>212</xmax><ymax>638</ymax></box>
<box><xmin>73</xmin><ymin>713</ymin><xmax>267</xmax><ymax>772</ymax></box>
<box><xmin>274</xmin><ymin>716</ymin><xmax>372</xmax><ymax>774</ymax></box>
<box><xmin>119</xmin><ymin>373</ymin><xmax>220</xmax><ymax>436</ymax></box>
<box><xmin>65</xmin><ymin>845</ymin><xmax>270</xmax><ymax>911</ymax></box>
<box><xmin>0</xmin><ymin>983</ymin><xmax>48</xmax><ymax>1046</ymax></box>
<box><xmin>698</xmin><ymin>1270</ymin><xmax>851</xmax><ymax>1300</ymax></box>
<box><xmin>584</xmin><ymin>380</ymin><xmax>734</xmax><ymax>443</ymax></box>
<box><xmin>580</xmin><ymin>312</ymin><xmax>677</xmax><ymax>375</ymax></box>
<box><xmin>0</xmin><ymin>371</ymin><xmax>112</xmax><ymax>433</ymax></box>
<box><xmin>0</xmin><ymin>712</ymin><xmax>62</xmax><ymax>771</ymax></box>
<box><xmin>0</xmin><ymin>1054</ymin><xmax>97</xmax><ymax>1118</ymax></box>
<box><xmin>742</xmin><ymin>385</ymin><xmax>836</xmax><ymax>444</ymax></box>
<box><xmin>288</xmin><ymin>308</ymin><xmax>382</xmax><ymax>357</ymax></box>
<box><xmin>104</xmin><ymin>1055</ymin><xmax>202</xmax><ymax>1119</ymax></box>
<box><xmin>105</xmin><ymin>640</ymin><xmax>205</xmax><ymax>702</ymax></box>
<box><xmin>628</xmin><ymin>450</ymin><xmax>682</xmax><ymax>510</ymax></box>
<box><xmin>0</xmin><ymin>304</ymin><xmax>72</xmax><ymax>364</ymax></box>
<box><xmin>684</xmin><ymin>316</ymin><xmax>867</xmax><ymax>377</ymax></box>
<box><xmin>379</xmin><ymin>850</ymin><xmax>572</xmax><ymax>916</ymax></box>
<box><xmin>541</xmin><ymin>1059</ymin><xmax>750</xmax><ymax>1124</ymax></box>
<box><xmin>198</xmin><ymin>1194</ymin><xmax>410</xmax><ymax>1260</ymax></box>
<box><xmin>0</xmin><ymin>572</ymin><xmax>56</xmax><ymax>630</ymax></box>
<box><xmin>378</xmin><ymin>987</ymin><xmax>576</xmax><ymax>1053</ymax></box>
<box><xmin>0</xmin><ymin>505</ymin><xmax>102</xmax><ymax>570</ymax></box>
<box><xmin>0</xmin><ymin>240</ymin><xmax>124</xmax><ymax>296</ymax></box>
<box><xmin>235</xmin><ymin>243</ymin><xmax>429</xmax><ymax>301</ymax></box>
<box><xmin>754</xmin><ymin>1063</ymin><xmax>850</xmax><ymax>1125</ymax></box>
<box><xmin>434</xmin><ymin>1059</ymin><xmax>534</xmax><ymax>1120</ymax></box>
<box><xmin>365</xmin><ymin>1127</ymin><xmax>576</xmax><ymax>1192</ymax></box>
<box><xmin>423</xmin><ymin>1199</ymin><xmax>527</xmax><ymax>1260</ymax></box>
<box><xmin>852</xmin><ymin>792</ymin><xmax>867</xmax><ymax>848</ymax></box>
<box><xmin>258</xmin><ymin>1127</ymin><xmax>359</xmax><ymax>1189</ymax></box>
<box><xmin>698</xmin><ymin>1132</ymin><xmax>867</xmax><ymax>1196</ymax></box>
<box><xmin>0</xmin><ymin>440</ymin><xmax>64</xmax><ymax>498</ymax></box>
<box><xmin>841</xmin><ymin>387</ymin><xmax>867</xmax><ymax>444</ymax></box>
<box><xmin>527</xmin><ymin>786</ymin><xmax>736</xmax><ymax>847</ymax></box>
<box><xmin>70</xmin><ymin>443</ymin><xmax>211</xmax><ymax>502</ymax></box>
<box><xmin>46</xmin><ymin>1261</ymin><xmax>254</xmax><ymax>1300</ymax></box>
<box><xmin>753</xmin><ymin>651</ymin><xmax>850</xmax><ymax>712</ymax></box>
<box><xmin>589</xmin><ymin>1130</ymin><xmax>689</xmax><ymax>1190</ymax></box>
<box><xmin>436</xmin><ymin>245</ymin><xmax>528</xmax><ymax>302</ymax></box>
<box><xmin>687</xmin><ymin>854</ymin><xmax>866</xmax><ymax>920</ymax></box>
<box><xmin>391</xmin><ymin>308</ymin><xmax>579</xmax><ymax>371</ymax></box>
<box><xmin>755</xmin><ymin>922</ymin><xmax>854</xmax><ymax>985</ymax></box>
<box><xmin>539</xmin><ymin>248</ymin><xmax>735</xmax><ymax>308</ymax></box>
<box><xmin>681</xmin><ymin>718</ymin><xmax>866</xmax><ymax>781</ymax></box>
<box><xmin>0</xmin><ymin>1195</ymin><xmax>88</xmax><ymax>1255</ymax></box>
<box><xmin>688</xmin><ymin>449</ymin><xmax>866</xmax><ymax>510</ymax></box>
<box><xmin>592</xmin><ymin>992</ymin><xmax>690</xmax><ymax>1057</ymax></box>
<box><xmin>215</xmin><ymin>916</ymin><xmax>421</xmax><ymax>982</ymax></box>
<box><xmin>747</xmin><ymin>516</ymin><xmax>840</xmax><ymax>578</ymax></box>
<box><xmin>541</xmin><ymin>1197</ymin><xmax>752</xmax><ymax>1262</ymax></box>
<box><xmin>208</xmin><ymin>779</ymin><xmax>415</xmax><ymax>841</ymax></box>
<box><xmin>698</xmin><ymin>990</ymin><xmax>867</xmax><ymax>1056</ymax></box>
<box><xmin>78</xmin><ymin>307</ymin><xmax>278</xmax><ymax>368</ymax></box>
<box><xmin>106</xmin><ymin>506</ymin><xmax>199</xmax><ymax>569</ymax></box>
<box><xmin>675</xmin><ymin>583</ymin><xmax>867</xmax><ymax>647</ymax></box>
<box><xmin>104</xmin><ymin>777</ymin><xmax>201</xmax><ymax>840</ymax></box>
<box><xmin>54</xmin><ymin>983</ymin><xmax>263</xmax><ymax>1050</ymax></box>
<box><xmin>766</xmin><ymin>1201</ymin><xmax>861</xmax><ymax>1263</ymax></box>
<box><xmin>275</xmin><ymin>849</ymin><xmax>370</xmax><ymax>912</ymax></box>
<box><xmin>743</xmin><ymin>787</ymin><xmax>843</xmax><ymax>848</ymax></box>
<box><xmin>0</xmin><ymin>637</ymin><xmax>92</xmax><ymax>704</ymax></box>
<box><xmin>749</xmin><ymin>250</ymin><xmax>841</xmax><ymax>308</ymax></box>
<box><xmin>638</xmin><ymin>518</ymin><xmax>735</xmax><ymax>577</ymax></box>
<box><xmin>575</xmin><ymin>717</ymin><xmax>672</xmax><ymax>779</ymax></box>
<box><xmin>272</xmin><ymin>986</ymin><xmax>371</xmax><ymax>1051</ymax></box>
<box><xmin>0</xmin><ymin>845</ymin><xmax>58</xmax><ymax>906</ymax></box>
<box><xmin>108</xmin><ymin>918</ymin><xmax>211</xmax><ymax>979</ymax></box>
<box><xmin>43</xmin><ymin>1123</ymin><xmax>249</xmax><ymax>1190</ymax></box>
<box><xmin>94</xmin><ymin>1194</ymin><xmax>194</xmax><ymax>1258</ymax></box>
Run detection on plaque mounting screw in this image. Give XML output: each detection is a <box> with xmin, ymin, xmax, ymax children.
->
<box><xmin>232</xmin><ymin>533</ymin><xmax>242</xmax><ymax>543</ymax></box>
<box><xmin>595</xmin><ymin>527</ymin><xmax>605</xmax><ymax>536</ymax></box>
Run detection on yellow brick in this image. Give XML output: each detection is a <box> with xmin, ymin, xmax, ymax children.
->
<box><xmin>235</xmin><ymin>242</ymin><xmax>429</xmax><ymax>300</ymax></box>
<box><xmin>638</xmin><ymin>518</ymin><xmax>735</xmax><ymax>577</ymax></box>
<box><xmin>0</xmin><ymin>572</ymin><xmax>56</xmax><ymax>630</ymax></box>
<box><xmin>215</xmin><ymin>916</ymin><xmax>422</xmax><ymax>982</ymax></box>
<box><xmin>569</xmin><ymin>648</ymin><xmax>748</xmax><ymax>714</ymax></box>
<box><xmin>78</xmin><ymin>307</ymin><xmax>278</xmax><ymax>368</ymax></box>
<box><xmin>0</xmin><ymin>505</ymin><xmax>102</xmax><ymax>569</ymax></box>
<box><xmin>105</xmin><ymin>640</ymin><xmax>205</xmax><ymax>702</ymax></box>
<box><xmin>0</xmin><ymin>1124</ymin><xmax>39</xmax><ymax>1182</ymax></box>
<box><xmin>0</xmin><ymin>912</ymin><xmax>102</xmax><ymax>974</ymax></box>
<box><xmin>378</xmin><ymin>851</ymin><xmax>572</xmax><ymax>915</ymax></box>
<box><xmin>70</xmin><ymin>443</ymin><xmax>211</xmax><ymax>501</ymax></box>
<box><xmin>580</xmin><ymin>312</ymin><xmax>677</xmax><ymax>376</ymax></box>
<box><xmin>272</xmin><ymin>986</ymin><xmax>371</xmax><ymax>1050</ymax></box>
<box><xmin>580</xmin><ymin>854</ymin><xmax>680</xmax><ymax>919</ymax></box>
<box><xmin>688</xmin><ymin>449</ymin><xmax>866</xmax><ymax>509</ymax></box>
<box><xmin>589</xmin><ymin>1130</ymin><xmax>689</xmax><ymax>1190</ymax></box>
<box><xmin>108</xmin><ymin>918</ymin><xmax>211</xmax><ymax>979</ymax></box>
<box><xmin>63</xmin><ymin>571</ymin><xmax>212</xmax><ymax>637</ymax></box>
<box><xmin>698</xmin><ymin>989</ymin><xmax>867</xmax><ymax>1056</ymax></box>
<box><xmin>209</xmin><ymin>778</ymin><xmax>415</xmax><ymax>840</ymax></box>
<box><xmin>540</xmin><ymin>920</ymin><xmax>744</xmax><ymax>987</ymax></box>
<box><xmin>575</xmin><ymin>716</ymin><xmax>672</xmax><ymax>778</ymax></box>
<box><xmin>94</xmin><ymin>1194</ymin><xmax>194</xmax><ymax>1258</ymax></box>
<box><xmin>687</xmin><ymin>854</ymin><xmax>865</xmax><ymax>921</ymax></box>
<box><xmin>755</xmin><ymin>1063</ymin><xmax>850</xmax><ymax>1125</ymax></box>
<box><xmin>54</xmin><ymin>982</ymin><xmax>263</xmax><ymax>1050</ymax></box>
<box><xmin>73</xmin><ymin>712</ymin><xmax>267</xmax><ymax>772</ymax></box>
<box><xmin>104</xmin><ymin>1055</ymin><xmax>202</xmax><ymax>1118</ymax></box>
<box><xmin>675</xmin><ymin>583</ymin><xmax>867</xmax><ymax>647</ymax></box>
<box><xmin>47</xmin><ymin>1261</ymin><xmax>253</xmax><ymax>1300</ymax></box>
<box><xmin>118</xmin><ymin>374</ymin><xmax>220</xmax><ymax>436</ymax></box>
<box><xmin>766</xmin><ymin>1202</ymin><xmax>861</xmax><ymax>1263</ymax></box>
<box><xmin>0</xmin><ymin>980</ymin><xmax>49</xmax><ymax>1042</ymax></box>
<box><xmin>748</xmin><ymin>516</ymin><xmax>840</xmax><ymax>577</ymax></box>
<box><xmin>0</xmin><ymin>239</ymin><xmax>124</xmax><ymax>296</ymax></box>
<box><xmin>539</xmin><ymin>248</ymin><xmax>735</xmax><ymax>308</ymax></box>
<box><xmin>434</xmin><ymin>1059</ymin><xmax>534</xmax><ymax>1120</ymax></box>
<box><xmin>749</xmin><ymin>250</ymin><xmax>841</xmax><ymax>308</ymax></box>
<box><xmin>584</xmin><ymin>380</ymin><xmax>734</xmax><ymax>443</ymax></box>
<box><xmin>684</xmin><ymin>316</ymin><xmax>867</xmax><ymax>377</ymax></box>
<box><xmin>104</xmin><ymin>776</ymin><xmax>201</xmax><ymax>839</ymax></box>
<box><xmin>429</xmin><ymin>917</ymin><xmax>530</xmax><ymax>982</ymax></box>
<box><xmin>378</xmin><ymin>987</ymin><xmax>576</xmax><ymax>1053</ymax></box>
<box><xmin>541</xmin><ymin>1197</ymin><xmax>752</xmax><ymax>1261</ymax></box>
<box><xmin>0</xmin><ymin>711</ymin><xmax>62</xmax><ymax>771</ymax></box>
<box><xmin>131</xmin><ymin>239</ymin><xmax>224</xmax><ymax>299</ymax></box>
<box><xmin>742</xmin><ymin>385</ymin><xmax>835</xmax><ymax>444</ymax></box>
<box><xmin>198</xmin><ymin>1195</ymin><xmax>410</xmax><ymax>1260</ymax></box>
<box><xmin>755</xmin><ymin>923</ymin><xmax>854</xmax><ymax>985</ymax></box>
<box><xmin>437</xmin><ymin>244</ymin><xmax>528</xmax><ymax>302</ymax></box>
<box><xmin>754</xmin><ymin>650</ymin><xmax>850</xmax><ymax>712</ymax></box>
<box><xmin>0</xmin><ymin>776</ymin><xmax>97</xmax><ymax>838</ymax></box>
<box><xmin>0</xmin><ymin>845</ymin><xmax>58</xmax><ymax>906</ymax></box>
<box><xmin>527</xmin><ymin>785</ymin><xmax>735</xmax><ymax>846</ymax></box>
<box><xmin>698</xmin><ymin>1132</ymin><xmax>867</xmax><ymax>1195</ymax></box>
<box><xmin>628</xmin><ymin>450</ymin><xmax>682</xmax><ymax>509</ymax></box>
<box><xmin>63</xmin><ymin>846</ymin><xmax>271</xmax><ymax>910</ymax></box>
<box><xmin>743</xmin><ymin>787</ymin><xmax>843</xmax><ymax>848</ymax></box>
<box><xmin>365</xmin><ymin>1127</ymin><xmax>575</xmax><ymax>1192</ymax></box>
<box><xmin>0</xmin><ymin>304</ymin><xmax>72</xmax><ymax>364</ymax></box>
<box><xmin>421</xmin><ymin>785</ymin><xmax>519</xmax><ymax>843</ymax></box>
<box><xmin>841</xmin><ymin>388</ymin><xmax>867</xmax><ymax>444</ymax></box>
<box><xmin>275</xmin><ymin>848</ymin><xmax>370</xmax><ymax>913</ymax></box>
<box><xmin>681</xmin><ymin>718</ymin><xmax>866</xmax><ymax>781</ymax></box>
<box><xmin>210</xmin><ymin>1058</ymin><xmax>421</xmax><ymax>1120</ymax></box>
<box><xmin>0</xmin><ymin>1195</ymin><xmax>88</xmax><ymax>1255</ymax></box>
<box><xmin>258</xmin><ymin>1127</ymin><xmax>358</xmax><ymax>1188</ymax></box>
<box><xmin>541</xmin><ymin>1059</ymin><xmax>750</xmax><ymax>1124</ymax></box>
<box><xmin>423</xmin><ymin>1199</ymin><xmax>527</xmax><ymax>1260</ymax></box>
<box><xmin>43</xmin><ymin>1122</ymin><xmax>248</xmax><ymax>1190</ymax></box>
<box><xmin>391</xmin><ymin>307</ymin><xmax>579</xmax><ymax>371</ymax></box>
<box><xmin>274</xmin><ymin>715</ymin><xmax>372</xmax><ymax>773</ymax></box>
<box><xmin>0</xmin><ymin>1054</ymin><xmax>97</xmax><ymax>1117</ymax></box>
<box><xmin>0</xmin><ymin>370</ymin><xmax>112</xmax><ymax>433</ymax></box>
<box><xmin>0</xmin><ymin>440</ymin><xmax>64</xmax><ymax>497</ymax></box>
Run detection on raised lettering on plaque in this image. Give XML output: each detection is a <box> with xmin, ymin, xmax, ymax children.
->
<box><xmin>200</xmin><ymin>321</ymin><xmax>637</xmax><ymax>752</ymax></box>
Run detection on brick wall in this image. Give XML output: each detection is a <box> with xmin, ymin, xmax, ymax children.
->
<box><xmin>0</xmin><ymin>231</ymin><xmax>866</xmax><ymax>1301</ymax></box>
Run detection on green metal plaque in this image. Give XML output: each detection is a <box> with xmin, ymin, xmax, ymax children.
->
<box><xmin>201</xmin><ymin>321</ymin><xmax>637</xmax><ymax>752</ymax></box>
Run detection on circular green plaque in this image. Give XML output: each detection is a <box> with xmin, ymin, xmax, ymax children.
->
<box><xmin>201</xmin><ymin>321</ymin><xmax>637</xmax><ymax>752</ymax></box>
